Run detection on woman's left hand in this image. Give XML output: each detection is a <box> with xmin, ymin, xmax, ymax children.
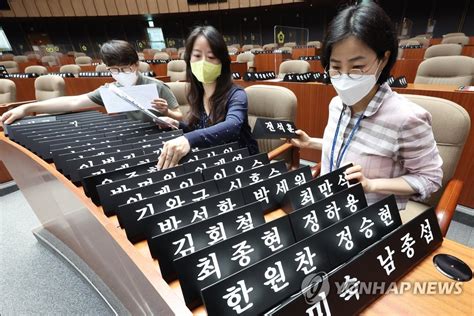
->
<box><xmin>157</xmin><ymin>136</ymin><xmax>191</xmax><ymax>170</ymax></box>
<box><xmin>344</xmin><ymin>164</ymin><xmax>375</xmax><ymax>193</ymax></box>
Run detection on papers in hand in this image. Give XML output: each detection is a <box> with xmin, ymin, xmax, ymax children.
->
<box><xmin>102</xmin><ymin>83</ymin><xmax>177</xmax><ymax>129</ymax></box>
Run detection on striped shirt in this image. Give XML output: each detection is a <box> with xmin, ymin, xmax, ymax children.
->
<box><xmin>320</xmin><ymin>83</ymin><xmax>443</xmax><ymax>210</ymax></box>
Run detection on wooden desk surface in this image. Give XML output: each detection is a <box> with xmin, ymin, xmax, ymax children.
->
<box><xmin>1</xmin><ymin>133</ymin><xmax>472</xmax><ymax>315</ymax></box>
<box><xmin>363</xmin><ymin>238</ymin><xmax>473</xmax><ymax>315</ymax></box>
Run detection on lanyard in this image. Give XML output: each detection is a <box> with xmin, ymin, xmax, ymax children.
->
<box><xmin>330</xmin><ymin>107</ymin><xmax>365</xmax><ymax>172</ymax></box>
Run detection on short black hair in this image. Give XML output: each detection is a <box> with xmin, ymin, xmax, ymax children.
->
<box><xmin>321</xmin><ymin>2</ymin><xmax>398</xmax><ymax>84</ymax></box>
<box><xmin>100</xmin><ymin>40</ymin><xmax>138</xmax><ymax>67</ymax></box>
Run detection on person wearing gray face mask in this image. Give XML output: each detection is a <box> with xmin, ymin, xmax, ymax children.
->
<box><xmin>291</xmin><ymin>2</ymin><xmax>442</xmax><ymax>212</ymax></box>
<box><xmin>1</xmin><ymin>40</ymin><xmax>183</xmax><ymax>125</ymax></box>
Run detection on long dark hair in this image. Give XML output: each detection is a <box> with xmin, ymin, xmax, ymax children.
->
<box><xmin>184</xmin><ymin>26</ymin><xmax>232</xmax><ymax>126</ymax></box>
<box><xmin>321</xmin><ymin>2</ymin><xmax>398</xmax><ymax>84</ymax></box>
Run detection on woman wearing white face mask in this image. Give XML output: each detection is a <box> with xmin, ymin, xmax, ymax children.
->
<box><xmin>156</xmin><ymin>26</ymin><xmax>258</xmax><ymax>170</ymax></box>
<box><xmin>1</xmin><ymin>40</ymin><xmax>182</xmax><ymax>124</ymax></box>
<box><xmin>291</xmin><ymin>2</ymin><xmax>442</xmax><ymax>211</ymax></box>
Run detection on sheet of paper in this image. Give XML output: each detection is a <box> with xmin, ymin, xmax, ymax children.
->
<box><xmin>99</xmin><ymin>83</ymin><xmax>158</xmax><ymax>113</ymax></box>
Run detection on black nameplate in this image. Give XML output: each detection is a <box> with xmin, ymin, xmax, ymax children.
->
<box><xmin>105</xmin><ymin>171</ymin><xmax>203</xmax><ymax>219</ymax></box>
<box><xmin>81</xmin><ymin>152</ymin><xmax>160</xmax><ymax>198</ymax></box>
<box><xmin>47</xmin><ymin>135</ymin><xmax>120</xmax><ymax>159</ymax></box>
<box><xmin>149</xmin><ymin>201</ymin><xmax>265</xmax><ymax>282</ymax></box>
<box><xmin>252</xmin><ymin>118</ymin><xmax>297</xmax><ymax>139</ymax></box>
<box><xmin>117</xmin><ymin>179</ymin><xmax>219</xmax><ymax>241</ymax></box>
<box><xmin>202</xmin><ymin>152</ymin><xmax>269</xmax><ymax>181</ymax></box>
<box><xmin>143</xmin><ymin>190</ymin><xmax>247</xmax><ymax>243</ymax></box>
<box><xmin>175</xmin><ymin>216</ymin><xmax>296</xmax><ymax>309</ymax></box>
<box><xmin>183</xmin><ymin>147</ymin><xmax>250</xmax><ymax>173</ymax></box>
<box><xmin>282</xmin><ymin>164</ymin><xmax>354</xmax><ymax>213</ymax></box>
<box><xmin>200</xmin><ymin>195</ymin><xmax>401</xmax><ymax>316</ymax></box>
<box><xmin>242</xmin><ymin>166</ymin><xmax>312</xmax><ymax>213</ymax></box>
<box><xmin>180</xmin><ymin>142</ymin><xmax>240</xmax><ymax>163</ymax></box>
<box><xmin>289</xmin><ymin>184</ymin><xmax>367</xmax><ymax>241</ymax></box>
<box><xmin>216</xmin><ymin>160</ymin><xmax>288</xmax><ymax>192</ymax></box>
<box><xmin>68</xmin><ymin>147</ymin><xmax>146</xmax><ymax>182</ymax></box>
<box><xmin>266</xmin><ymin>207</ymin><xmax>442</xmax><ymax>316</ymax></box>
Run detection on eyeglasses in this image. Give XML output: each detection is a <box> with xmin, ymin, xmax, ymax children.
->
<box><xmin>328</xmin><ymin>59</ymin><xmax>380</xmax><ymax>80</ymax></box>
<box><xmin>106</xmin><ymin>66</ymin><xmax>135</xmax><ymax>74</ymax></box>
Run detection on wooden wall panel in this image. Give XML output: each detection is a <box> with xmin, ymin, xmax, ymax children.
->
<box><xmin>240</xmin><ymin>0</ymin><xmax>251</xmax><ymax>8</ymax></box>
<box><xmin>103</xmin><ymin>0</ymin><xmax>118</xmax><ymax>15</ymax></box>
<box><xmin>188</xmin><ymin>4</ymin><xmax>198</xmax><ymax>12</ymax></box>
<box><xmin>177</xmin><ymin>0</ymin><xmax>188</xmax><ymax>12</ymax></box>
<box><xmin>229</xmin><ymin>0</ymin><xmax>239</xmax><ymax>9</ymax></box>
<box><xmin>23</xmin><ymin>0</ymin><xmax>41</xmax><ymax>17</ymax></box>
<box><xmin>71</xmin><ymin>0</ymin><xmax>87</xmax><ymax>16</ymax></box>
<box><xmin>47</xmin><ymin>0</ymin><xmax>64</xmax><ymax>16</ymax></box>
<box><xmin>83</xmin><ymin>0</ymin><xmax>99</xmax><ymax>16</ymax></box>
<box><xmin>218</xmin><ymin>0</ymin><xmax>229</xmax><ymax>9</ymax></box>
<box><xmin>125</xmin><ymin>0</ymin><xmax>138</xmax><ymax>15</ymax></box>
<box><xmin>115</xmin><ymin>0</ymin><xmax>128</xmax><ymax>15</ymax></box>
<box><xmin>261</xmin><ymin>0</ymin><xmax>272</xmax><ymax>5</ymax></box>
<box><xmin>59</xmin><ymin>0</ymin><xmax>76</xmax><ymax>16</ymax></box>
<box><xmin>168</xmin><ymin>0</ymin><xmax>179</xmax><ymax>13</ymax></box>
<box><xmin>157</xmin><ymin>0</ymin><xmax>169</xmax><ymax>13</ymax></box>
<box><xmin>146</xmin><ymin>0</ymin><xmax>158</xmax><ymax>14</ymax></box>
<box><xmin>198</xmin><ymin>3</ymin><xmax>208</xmax><ymax>11</ymax></box>
<box><xmin>94</xmin><ymin>0</ymin><xmax>108</xmax><ymax>15</ymax></box>
<box><xmin>136</xmin><ymin>0</ymin><xmax>149</xmax><ymax>14</ymax></box>
<box><xmin>209</xmin><ymin>2</ymin><xmax>219</xmax><ymax>10</ymax></box>
<box><xmin>9</xmin><ymin>0</ymin><xmax>28</xmax><ymax>17</ymax></box>
<box><xmin>271</xmin><ymin>0</ymin><xmax>283</xmax><ymax>4</ymax></box>
<box><xmin>250</xmin><ymin>0</ymin><xmax>261</xmax><ymax>7</ymax></box>
<box><xmin>36</xmin><ymin>0</ymin><xmax>53</xmax><ymax>17</ymax></box>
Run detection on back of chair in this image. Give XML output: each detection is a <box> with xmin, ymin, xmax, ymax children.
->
<box><xmin>424</xmin><ymin>44</ymin><xmax>462</xmax><ymax>59</ymax></box>
<box><xmin>60</xmin><ymin>64</ymin><xmax>81</xmax><ymax>75</ymax></box>
<box><xmin>13</xmin><ymin>55</ymin><xmax>28</xmax><ymax>63</ymax></box>
<box><xmin>278</xmin><ymin>60</ymin><xmax>310</xmax><ymax>78</ymax></box>
<box><xmin>167</xmin><ymin>60</ymin><xmax>186</xmax><ymax>82</ymax></box>
<box><xmin>414</xmin><ymin>56</ymin><xmax>474</xmax><ymax>86</ymax></box>
<box><xmin>166</xmin><ymin>81</ymin><xmax>191</xmax><ymax>117</ymax></box>
<box><xmin>307</xmin><ymin>41</ymin><xmax>321</xmax><ymax>48</ymax></box>
<box><xmin>25</xmin><ymin>65</ymin><xmax>48</xmax><ymax>75</ymax></box>
<box><xmin>153</xmin><ymin>52</ymin><xmax>170</xmax><ymax>60</ymax></box>
<box><xmin>41</xmin><ymin>55</ymin><xmax>57</xmax><ymax>66</ymax></box>
<box><xmin>0</xmin><ymin>79</ymin><xmax>16</xmax><ymax>103</ymax></box>
<box><xmin>262</xmin><ymin>43</ymin><xmax>277</xmax><ymax>51</ymax></box>
<box><xmin>74</xmin><ymin>52</ymin><xmax>86</xmax><ymax>57</ymax></box>
<box><xmin>241</xmin><ymin>44</ymin><xmax>254</xmax><ymax>51</ymax></box>
<box><xmin>95</xmin><ymin>64</ymin><xmax>107</xmax><ymax>72</ymax></box>
<box><xmin>227</xmin><ymin>47</ymin><xmax>239</xmax><ymax>54</ymax></box>
<box><xmin>441</xmin><ymin>35</ymin><xmax>469</xmax><ymax>46</ymax></box>
<box><xmin>0</xmin><ymin>61</ymin><xmax>19</xmax><ymax>74</ymax></box>
<box><xmin>443</xmin><ymin>32</ymin><xmax>465</xmax><ymax>38</ymax></box>
<box><xmin>284</xmin><ymin>42</ymin><xmax>297</xmax><ymax>47</ymax></box>
<box><xmin>75</xmin><ymin>56</ymin><xmax>92</xmax><ymax>65</ymax></box>
<box><xmin>138</xmin><ymin>61</ymin><xmax>150</xmax><ymax>73</ymax></box>
<box><xmin>27</xmin><ymin>53</ymin><xmax>41</xmax><ymax>61</ymax></box>
<box><xmin>1</xmin><ymin>53</ymin><xmax>14</xmax><ymax>61</ymax></box>
<box><xmin>245</xmin><ymin>85</ymin><xmax>297</xmax><ymax>163</ymax></box>
<box><xmin>35</xmin><ymin>75</ymin><xmax>65</xmax><ymax>101</ymax></box>
<box><xmin>402</xmin><ymin>94</ymin><xmax>470</xmax><ymax>206</ymax></box>
<box><xmin>236</xmin><ymin>52</ymin><xmax>255</xmax><ymax>69</ymax></box>
<box><xmin>138</xmin><ymin>52</ymin><xmax>145</xmax><ymax>61</ymax></box>
<box><xmin>399</xmin><ymin>39</ymin><xmax>420</xmax><ymax>46</ymax></box>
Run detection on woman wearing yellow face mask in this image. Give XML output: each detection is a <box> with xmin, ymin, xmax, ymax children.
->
<box><xmin>157</xmin><ymin>26</ymin><xmax>258</xmax><ymax>170</ymax></box>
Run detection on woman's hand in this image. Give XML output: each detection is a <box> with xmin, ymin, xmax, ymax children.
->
<box><xmin>291</xmin><ymin>129</ymin><xmax>312</xmax><ymax>149</ymax></box>
<box><xmin>151</xmin><ymin>98</ymin><xmax>170</xmax><ymax>116</ymax></box>
<box><xmin>1</xmin><ymin>106</ymin><xmax>28</xmax><ymax>125</ymax></box>
<box><xmin>157</xmin><ymin>136</ymin><xmax>191</xmax><ymax>170</ymax></box>
<box><xmin>344</xmin><ymin>164</ymin><xmax>375</xmax><ymax>193</ymax></box>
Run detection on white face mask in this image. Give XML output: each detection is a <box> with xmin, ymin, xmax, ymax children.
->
<box><xmin>112</xmin><ymin>71</ymin><xmax>138</xmax><ymax>87</ymax></box>
<box><xmin>330</xmin><ymin>62</ymin><xmax>382</xmax><ymax>106</ymax></box>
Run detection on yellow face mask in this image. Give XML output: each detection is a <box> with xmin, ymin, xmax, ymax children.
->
<box><xmin>191</xmin><ymin>59</ymin><xmax>222</xmax><ymax>84</ymax></box>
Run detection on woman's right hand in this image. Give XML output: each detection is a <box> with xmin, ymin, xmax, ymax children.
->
<box><xmin>291</xmin><ymin>129</ymin><xmax>312</xmax><ymax>149</ymax></box>
<box><xmin>1</xmin><ymin>106</ymin><xmax>28</xmax><ymax>125</ymax></box>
